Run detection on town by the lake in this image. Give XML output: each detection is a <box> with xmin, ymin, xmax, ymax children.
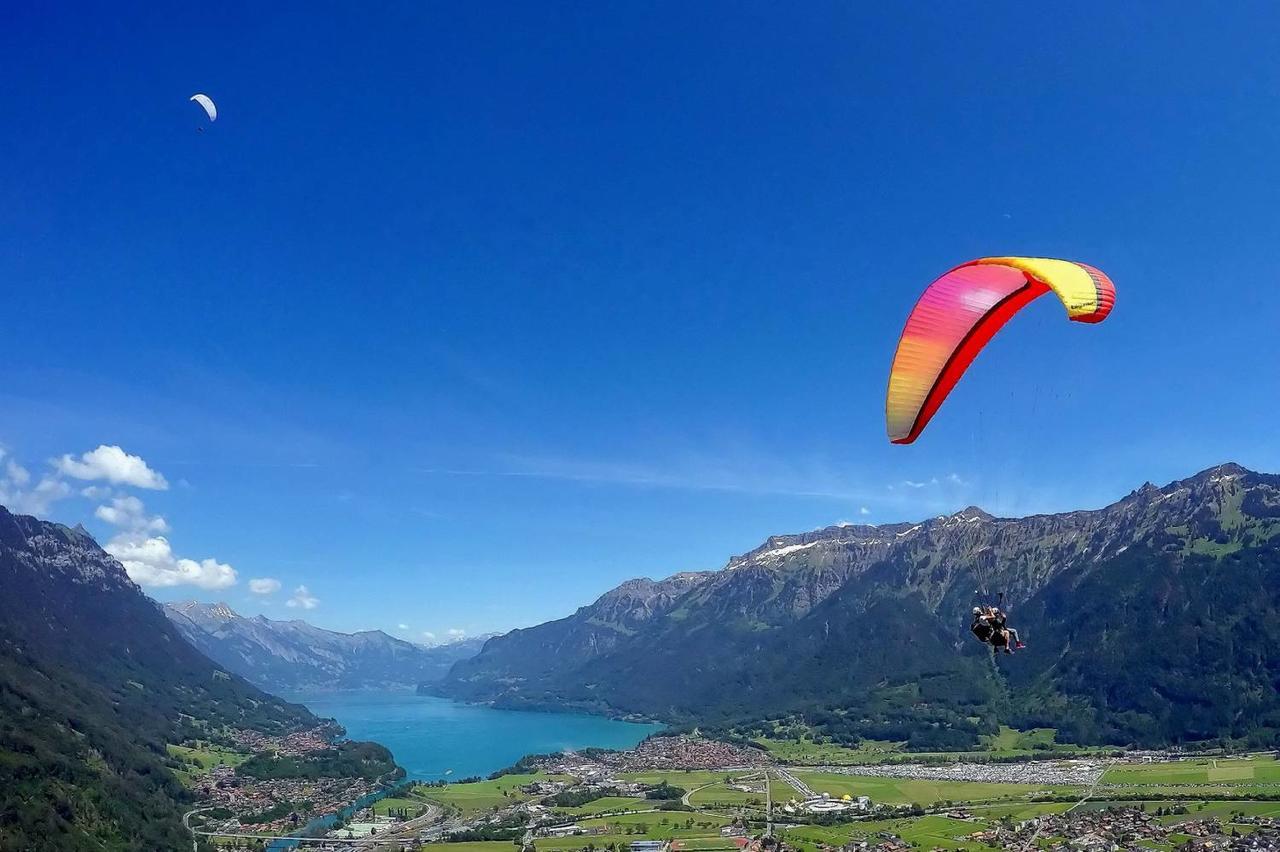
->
<box><xmin>180</xmin><ymin>730</ymin><xmax>1280</xmax><ymax>852</ymax></box>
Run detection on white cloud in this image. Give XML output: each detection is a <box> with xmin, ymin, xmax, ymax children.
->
<box><xmin>0</xmin><ymin>450</ymin><xmax>72</xmax><ymax>517</ymax></box>
<box><xmin>398</xmin><ymin>623</ymin><xmax>409</xmax><ymax>630</ymax></box>
<box><xmin>249</xmin><ymin>577</ymin><xmax>282</xmax><ymax>595</ymax></box>
<box><xmin>94</xmin><ymin>495</ymin><xmax>168</xmax><ymax>532</ymax></box>
<box><xmin>859</xmin><ymin>506</ymin><xmax>871</xmax><ymax>515</ymax></box>
<box><xmin>1</xmin><ymin>445</ymin><xmax>239</xmax><ymax>591</ymax></box>
<box><xmin>56</xmin><ymin>445</ymin><xmax>168</xmax><ymax>490</ymax></box>
<box><xmin>4</xmin><ymin>455</ymin><xmax>30</xmax><ymax>487</ymax></box>
<box><xmin>421</xmin><ymin>631</ymin><xmax>436</xmax><ymax>641</ymax></box>
<box><xmin>105</xmin><ymin>533</ymin><xmax>236</xmax><ymax>590</ymax></box>
<box><xmin>446</xmin><ymin>628</ymin><xmax>466</xmax><ymax>639</ymax></box>
<box><xmin>898</xmin><ymin>474</ymin><xmax>967</xmax><ymax>492</ymax></box>
<box><xmin>286</xmin><ymin>585</ymin><xmax>319</xmax><ymax>610</ymax></box>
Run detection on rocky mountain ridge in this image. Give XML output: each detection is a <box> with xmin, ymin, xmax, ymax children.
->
<box><xmin>165</xmin><ymin>600</ymin><xmax>489</xmax><ymax>691</ymax></box>
<box><xmin>437</xmin><ymin>463</ymin><xmax>1280</xmax><ymax>748</ymax></box>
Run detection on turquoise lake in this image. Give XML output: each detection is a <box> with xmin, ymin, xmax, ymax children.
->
<box><xmin>285</xmin><ymin>691</ymin><xmax>662</xmax><ymax>781</ymax></box>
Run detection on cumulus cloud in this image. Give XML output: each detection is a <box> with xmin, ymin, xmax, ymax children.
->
<box><xmin>4</xmin><ymin>454</ymin><xmax>30</xmax><ymax>487</ymax></box>
<box><xmin>249</xmin><ymin>577</ymin><xmax>282</xmax><ymax>595</ymax></box>
<box><xmin>446</xmin><ymin>628</ymin><xmax>466</xmax><ymax>639</ymax></box>
<box><xmin>860</xmin><ymin>506</ymin><xmax>871</xmax><ymax>515</ymax></box>
<box><xmin>56</xmin><ymin>445</ymin><xmax>168</xmax><ymax>490</ymax></box>
<box><xmin>286</xmin><ymin>585</ymin><xmax>319</xmax><ymax>610</ymax></box>
<box><xmin>1</xmin><ymin>444</ymin><xmax>236</xmax><ymax>591</ymax></box>
<box><xmin>0</xmin><ymin>450</ymin><xmax>72</xmax><ymax>517</ymax></box>
<box><xmin>421</xmin><ymin>631</ymin><xmax>436</xmax><ymax>642</ymax></box>
<box><xmin>398</xmin><ymin>623</ymin><xmax>409</xmax><ymax>630</ymax></box>
<box><xmin>105</xmin><ymin>533</ymin><xmax>236</xmax><ymax>589</ymax></box>
<box><xmin>94</xmin><ymin>495</ymin><xmax>169</xmax><ymax>533</ymax></box>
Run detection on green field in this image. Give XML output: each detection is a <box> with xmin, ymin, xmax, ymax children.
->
<box><xmin>683</xmin><ymin>777</ymin><xmax>801</xmax><ymax>810</ymax></box>
<box><xmin>167</xmin><ymin>743</ymin><xmax>249</xmax><ymax>772</ymax></box>
<box><xmin>979</xmin><ymin>726</ymin><xmax>1059</xmax><ymax>753</ymax></box>
<box><xmin>428</xmin><ymin>843</ymin><xmax>510</xmax><ymax>852</ymax></box>
<box><xmin>670</xmin><ymin>839</ymin><xmax>744</xmax><ymax>851</ymax></box>
<box><xmin>414</xmin><ymin>773</ymin><xmax>573</xmax><ymax>817</ymax></box>
<box><xmin>557</xmin><ymin>796</ymin><xmax>654</xmax><ymax>816</ymax></box>
<box><xmin>792</xmin><ymin>770</ymin><xmax>1070</xmax><ymax>806</ymax></box>
<box><xmin>756</xmin><ymin>727</ymin><xmax>1104</xmax><ymax>766</ymax></box>
<box><xmin>754</xmin><ymin>737</ymin><xmax>904</xmax><ymax>765</ymax></box>
<box><xmin>168</xmin><ymin>743</ymin><xmax>249</xmax><ymax>786</ymax></box>
<box><xmin>965</xmin><ymin>801</ymin><xmax>1073</xmax><ymax>821</ymax></box>
<box><xmin>400</xmin><ymin>756</ymin><xmax>1280</xmax><ymax>852</ymax></box>
<box><xmin>581</xmin><ymin>812</ymin><xmax>732</xmax><ymax>838</ymax></box>
<box><xmin>687</xmin><ymin>783</ymin><xmax>768</xmax><ymax>808</ymax></box>
<box><xmin>533</xmin><ymin>833</ymin><xmax>634</xmax><ymax>852</ymax></box>
<box><xmin>1102</xmin><ymin>756</ymin><xmax>1280</xmax><ymax>786</ymax></box>
<box><xmin>785</xmin><ymin>815</ymin><xmax>988</xmax><ymax>852</ymax></box>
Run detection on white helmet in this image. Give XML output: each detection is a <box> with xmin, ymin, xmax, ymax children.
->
<box><xmin>972</xmin><ymin>607</ymin><xmax>982</xmax><ymax>615</ymax></box>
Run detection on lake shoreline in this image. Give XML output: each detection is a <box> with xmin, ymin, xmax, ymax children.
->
<box><xmin>284</xmin><ymin>689</ymin><xmax>663</xmax><ymax>783</ymax></box>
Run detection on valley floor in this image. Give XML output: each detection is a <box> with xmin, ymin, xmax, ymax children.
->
<box><xmin>196</xmin><ymin>740</ymin><xmax>1280</xmax><ymax>851</ymax></box>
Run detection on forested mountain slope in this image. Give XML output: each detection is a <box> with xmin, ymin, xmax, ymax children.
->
<box><xmin>0</xmin><ymin>507</ymin><xmax>318</xmax><ymax>850</ymax></box>
<box><xmin>439</xmin><ymin>464</ymin><xmax>1280</xmax><ymax>748</ymax></box>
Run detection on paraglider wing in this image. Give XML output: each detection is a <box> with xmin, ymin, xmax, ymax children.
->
<box><xmin>189</xmin><ymin>93</ymin><xmax>217</xmax><ymax>121</ymax></box>
<box><xmin>885</xmin><ymin>257</ymin><xmax>1114</xmax><ymax>444</ymax></box>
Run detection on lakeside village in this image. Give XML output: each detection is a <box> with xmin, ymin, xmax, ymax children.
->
<box><xmin>184</xmin><ymin>734</ymin><xmax>1280</xmax><ymax>851</ymax></box>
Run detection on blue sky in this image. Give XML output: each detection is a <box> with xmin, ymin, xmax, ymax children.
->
<box><xmin>4</xmin><ymin>2</ymin><xmax>1280</xmax><ymax>637</ymax></box>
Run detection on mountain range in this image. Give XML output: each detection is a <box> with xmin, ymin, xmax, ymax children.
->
<box><xmin>165</xmin><ymin>601</ymin><xmax>488</xmax><ymax>692</ymax></box>
<box><xmin>436</xmin><ymin>462</ymin><xmax>1280</xmax><ymax>749</ymax></box>
<box><xmin>0</xmin><ymin>507</ymin><xmax>324</xmax><ymax>851</ymax></box>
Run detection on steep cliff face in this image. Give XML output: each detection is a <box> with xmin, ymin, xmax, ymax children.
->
<box><xmin>438</xmin><ymin>464</ymin><xmax>1280</xmax><ymax>747</ymax></box>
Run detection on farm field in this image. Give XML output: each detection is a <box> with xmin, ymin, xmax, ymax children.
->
<box><xmin>1102</xmin><ymin>755</ymin><xmax>1280</xmax><ymax>786</ymax></box>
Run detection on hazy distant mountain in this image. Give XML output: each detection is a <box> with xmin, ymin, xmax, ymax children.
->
<box><xmin>165</xmin><ymin>601</ymin><xmax>489</xmax><ymax>691</ymax></box>
<box><xmin>438</xmin><ymin>463</ymin><xmax>1280</xmax><ymax>749</ymax></box>
<box><xmin>0</xmin><ymin>506</ymin><xmax>318</xmax><ymax>850</ymax></box>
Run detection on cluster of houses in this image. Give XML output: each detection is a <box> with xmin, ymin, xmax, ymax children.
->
<box><xmin>539</xmin><ymin>737</ymin><xmax>769</xmax><ymax>775</ymax></box>
<box><xmin>195</xmin><ymin>763</ymin><xmax>383</xmax><ymax>836</ymax></box>
<box><xmin>190</xmin><ymin>726</ymin><xmax>383</xmax><ymax>837</ymax></box>
<box><xmin>967</xmin><ymin>806</ymin><xmax>1280</xmax><ymax>851</ymax></box>
<box><xmin>229</xmin><ymin>724</ymin><xmax>338</xmax><ymax>757</ymax></box>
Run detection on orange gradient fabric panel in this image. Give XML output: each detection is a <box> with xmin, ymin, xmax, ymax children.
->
<box><xmin>886</xmin><ymin>258</ymin><xmax>1115</xmax><ymax>444</ymax></box>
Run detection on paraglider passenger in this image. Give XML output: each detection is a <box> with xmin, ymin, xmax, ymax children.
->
<box><xmin>970</xmin><ymin>607</ymin><xmax>995</xmax><ymax>644</ymax></box>
<box><xmin>987</xmin><ymin>605</ymin><xmax>1024</xmax><ymax>650</ymax></box>
<box><xmin>971</xmin><ymin>605</ymin><xmax>1024</xmax><ymax>653</ymax></box>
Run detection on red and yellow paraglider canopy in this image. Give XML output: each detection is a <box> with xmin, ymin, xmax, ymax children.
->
<box><xmin>886</xmin><ymin>257</ymin><xmax>1115</xmax><ymax>444</ymax></box>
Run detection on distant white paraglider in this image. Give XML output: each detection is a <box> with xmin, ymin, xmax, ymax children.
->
<box><xmin>189</xmin><ymin>93</ymin><xmax>217</xmax><ymax>122</ymax></box>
